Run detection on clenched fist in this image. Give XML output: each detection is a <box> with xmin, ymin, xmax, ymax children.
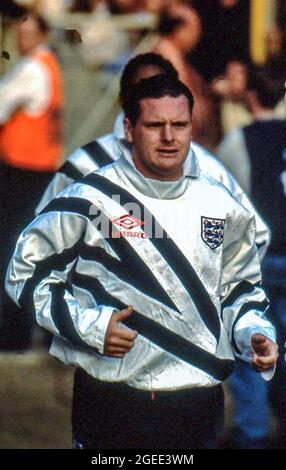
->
<box><xmin>104</xmin><ymin>306</ymin><xmax>138</xmax><ymax>358</ymax></box>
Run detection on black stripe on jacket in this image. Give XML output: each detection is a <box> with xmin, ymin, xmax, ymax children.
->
<box><xmin>40</xmin><ymin>197</ymin><xmax>94</xmax><ymax>219</ymax></box>
<box><xmin>80</xmin><ymin>245</ymin><xmax>179</xmax><ymax>313</ymax></box>
<box><xmin>57</xmin><ymin>139</ymin><xmax>114</xmax><ymax>182</ymax></box>
<box><xmin>59</xmin><ymin>161</ymin><xmax>83</xmax><ymax>181</ymax></box>
<box><xmin>83</xmin><ymin>140</ymin><xmax>114</xmax><ymax>167</ymax></box>
<box><xmin>51</xmin><ymin>283</ymin><xmax>92</xmax><ymax>351</ymax></box>
<box><xmin>221</xmin><ymin>280</ymin><xmax>258</xmax><ymax>310</ymax></box>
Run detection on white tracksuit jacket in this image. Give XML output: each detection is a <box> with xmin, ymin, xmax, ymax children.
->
<box><xmin>6</xmin><ymin>144</ymin><xmax>275</xmax><ymax>391</ymax></box>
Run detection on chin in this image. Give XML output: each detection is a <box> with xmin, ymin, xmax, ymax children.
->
<box><xmin>155</xmin><ymin>168</ymin><xmax>181</xmax><ymax>181</ymax></box>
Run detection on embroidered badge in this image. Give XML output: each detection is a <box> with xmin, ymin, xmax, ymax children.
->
<box><xmin>201</xmin><ymin>216</ymin><xmax>225</xmax><ymax>250</ymax></box>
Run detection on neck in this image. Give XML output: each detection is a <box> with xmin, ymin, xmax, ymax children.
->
<box><xmin>133</xmin><ymin>157</ymin><xmax>182</xmax><ymax>182</ymax></box>
<box><xmin>20</xmin><ymin>39</ymin><xmax>47</xmax><ymax>56</ymax></box>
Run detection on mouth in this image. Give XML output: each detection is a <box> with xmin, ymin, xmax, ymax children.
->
<box><xmin>157</xmin><ymin>148</ymin><xmax>178</xmax><ymax>157</ymax></box>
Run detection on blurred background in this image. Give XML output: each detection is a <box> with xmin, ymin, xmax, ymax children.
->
<box><xmin>0</xmin><ymin>0</ymin><xmax>286</xmax><ymax>449</ymax></box>
<box><xmin>1</xmin><ymin>0</ymin><xmax>286</xmax><ymax>155</ymax></box>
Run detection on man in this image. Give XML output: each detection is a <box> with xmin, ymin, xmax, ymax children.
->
<box><xmin>36</xmin><ymin>53</ymin><xmax>269</xmax><ymax>261</ymax></box>
<box><xmin>218</xmin><ymin>69</ymin><xmax>286</xmax><ymax>448</ymax></box>
<box><xmin>0</xmin><ymin>12</ymin><xmax>64</xmax><ymax>350</ymax></box>
<box><xmin>6</xmin><ymin>75</ymin><xmax>277</xmax><ymax>449</ymax></box>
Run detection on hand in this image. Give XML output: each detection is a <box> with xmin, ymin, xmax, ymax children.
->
<box><xmin>251</xmin><ymin>333</ymin><xmax>278</xmax><ymax>372</ymax></box>
<box><xmin>104</xmin><ymin>306</ymin><xmax>138</xmax><ymax>358</ymax></box>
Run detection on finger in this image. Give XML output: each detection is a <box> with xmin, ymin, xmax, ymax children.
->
<box><xmin>107</xmin><ymin>336</ymin><xmax>136</xmax><ymax>349</ymax></box>
<box><xmin>252</xmin><ymin>355</ymin><xmax>276</xmax><ymax>370</ymax></box>
<box><xmin>252</xmin><ymin>363</ymin><xmax>274</xmax><ymax>372</ymax></box>
<box><xmin>105</xmin><ymin>341</ymin><xmax>136</xmax><ymax>356</ymax></box>
<box><xmin>115</xmin><ymin>306</ymin><xmax>133</xmax><ymax>322</ymax></box>
<box><xmin>116</xmin><ymin>327</ymin><xmax>138</xmax><ymax>341</ymax></box>
<box><xmin>252</xmin><ymin>339</ymin><xmax>278</xmax><ymax>358</ymax></box>
<box><xmin>106</xmin><ymin>345</ymin><xmax>134</xmax><ymax>354</ymax></box>
<box><xmin>253</xmin><ymin>354</ymin><xmax>277</xmax><ymax>367</ymax></box>
<box><xmin>252</xmin><ymin>338</ymin><xmax>268</xmax><ymax>354</ymax></box>
<box><xmin>253</xmin><ymin>343</ymin><xmax>279</xmax><ymax>359</ymax></box>
<box><xmin>253</xmin><ymin>345</ymin><xmax>269</xmax><ymax>356</ymax></box>
<box><xmin>252</xmin><ymin>359</ymin><xmax>270</xmax><ymax>371</ymax></box>
<box><xmin>252</xmin><ymin>334</ymin><xmax>267</xmax><ymax>345</ymax></box>
<box><xmin>109</xmin><ymin>325</ymin><xmax>137</xmax><ymax>341</ymax></box>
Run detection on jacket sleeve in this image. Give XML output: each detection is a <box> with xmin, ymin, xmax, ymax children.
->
<box><xmin>220</xmin><ymin>208</ymin><xmax>276</xmax><ymax>363</ymax></box>
<box><xmin>6</xmin><ymin>194</ymin><xmax>115</xmax><ymax>355</ymax></box>
<box><xmin>212</xmin><ymin>155</ymin><xmax>271</xmax><ymax>261</ymax></box>
<box><xmin>220</xmin><ymin>168</ymin><xmax>270</xmax><ymax>261</ymax></box>
<box><xmin>0</xmin><ymin>57</ymin><xmax>51</xmax><ymax>124</ymax></box>
<box><xmin>35</xmin><ymin>147</ymin><xmax>95</xmax><ymax>215</ymax></box>
<box><xmin>35</xmin><ymin>171</ymin><xmax>75</xmax><ymax>215</ymax></box>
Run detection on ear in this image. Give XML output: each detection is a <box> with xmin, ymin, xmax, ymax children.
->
<box><xmin>124</xmin><ymin>116</ymin><xmax>134</xmax><ymax>144</ymax></box>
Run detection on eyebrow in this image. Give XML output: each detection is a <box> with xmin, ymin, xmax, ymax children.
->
<box><xmin>143</xmin><ymin>120</ymin><xmax>190</xmax><ymax>126</ymax></box>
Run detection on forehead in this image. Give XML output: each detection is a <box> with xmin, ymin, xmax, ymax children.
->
<box><xmin>17</xmin><ymin>16</ymin><xmax>37</xmax><ymax>31</ymax></box>
<box><xmin>138</xmin><ymin>95</ymin><xmax>191</xmax><ymax>121</ymax></box>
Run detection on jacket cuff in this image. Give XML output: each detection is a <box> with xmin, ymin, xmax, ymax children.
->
<box><xmin>82</xmin><ymin>305</ymin><xmax>115</xmax><ymax>355</ymax></box>
<box><xmin>233</xmin><ymin>312</ymin><xmax>276</xmax><ymax>380</ymax></box>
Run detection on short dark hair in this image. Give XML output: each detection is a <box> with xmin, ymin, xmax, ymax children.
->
<box><xmin>0</xmin><ymin>0</ymin><xmax>28</xmax><ymax>19</ymax></box>
<box><xmin>123</xmin><ymin>74</ymin><xmax>194</xmax><ymax>127</ymax></box>
<box><xmin>248</xmin><ymin>68</ymin><xmax>285</xmax><ymax>109</ymax></box>
<box><xmin>157</xmin><ymin>10</ymin><xmax>184</xmax><ymax>36</ymax></box>
<box><xmin>119</xmin><ymin>53</ymin><xmax>179</xmax><ymax>104</ymax></box>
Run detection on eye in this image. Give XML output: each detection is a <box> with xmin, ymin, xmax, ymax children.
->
<box><xmin>173</xmin><ymin>122</ymin><xmax>188</xmax><ymax>129</ymax></box>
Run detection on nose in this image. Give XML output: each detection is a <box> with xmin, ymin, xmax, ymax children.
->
<box><xmin>161</xmin><ymin>124</ymin><xmax>174</xmax><ymax>142</ymax></box>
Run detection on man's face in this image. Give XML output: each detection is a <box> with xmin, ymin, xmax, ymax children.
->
<box><xmin>124</xmin><ymin>94</ymin><xmax>192</xmax><ymax>181</ymax></box>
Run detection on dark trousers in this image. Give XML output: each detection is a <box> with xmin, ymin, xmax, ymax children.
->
<box><xmin>0</xmin><ymin>163</ymin><xmax>53</xmax><ymax>349</ymax></box>
<box><xmin>72</xmin><ymin>368</ymin><xmax>224</xmax><ymax>449</ymax></box>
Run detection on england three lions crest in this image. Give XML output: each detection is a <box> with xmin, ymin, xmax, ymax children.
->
<box><xmin>201</xmin><ymin>216</ymin><xmax>225</xmax><ymax>250</ymax></box>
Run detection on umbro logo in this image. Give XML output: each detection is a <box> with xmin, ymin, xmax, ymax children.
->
<box><xmin>89</xmin><ymin>199</ymin><xmax>166</xmax><ymax>239</ymax></box>
<box><xmin>111</xmin><ymin>214</ymin><xmax>146</xmax><ymax>239</ymax></box>
<box><xmin>112</xmin><ymin>214</ymin><xmax>144</xmax><ymax>230</ymax></box>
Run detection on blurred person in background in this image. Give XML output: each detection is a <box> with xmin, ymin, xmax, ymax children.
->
<box><xmin>217</xmin><ymin>69</ymin><xmax>286</xmax><ymax>448</ymax></box>
<box><xmin>153</xmin><ymin>1</ymin><xmax>219</xmax><ymax>150</ymax></box>
<box><xmin>191</xmin><ymin>0</ymin><xmax>250</xmax><ymax>82</ymax></box>
<box><xmin>0</xmin><ymin>10</ymin><xmax>64</xmax><ymax>351</ymax></box>
<box><xmin>263</xmin><ymin>25</ymin><xmax>286</xmax><ymax>120</ymax></box>
<box><xmin>264</xmin><ymin>25</ymin><xmax>286</xmax><ymax>77</ymax></box>
<box><xmin>211</xmin><ymin>60</ymin><xmax>252</xmax><ymax>135</ymax></box>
